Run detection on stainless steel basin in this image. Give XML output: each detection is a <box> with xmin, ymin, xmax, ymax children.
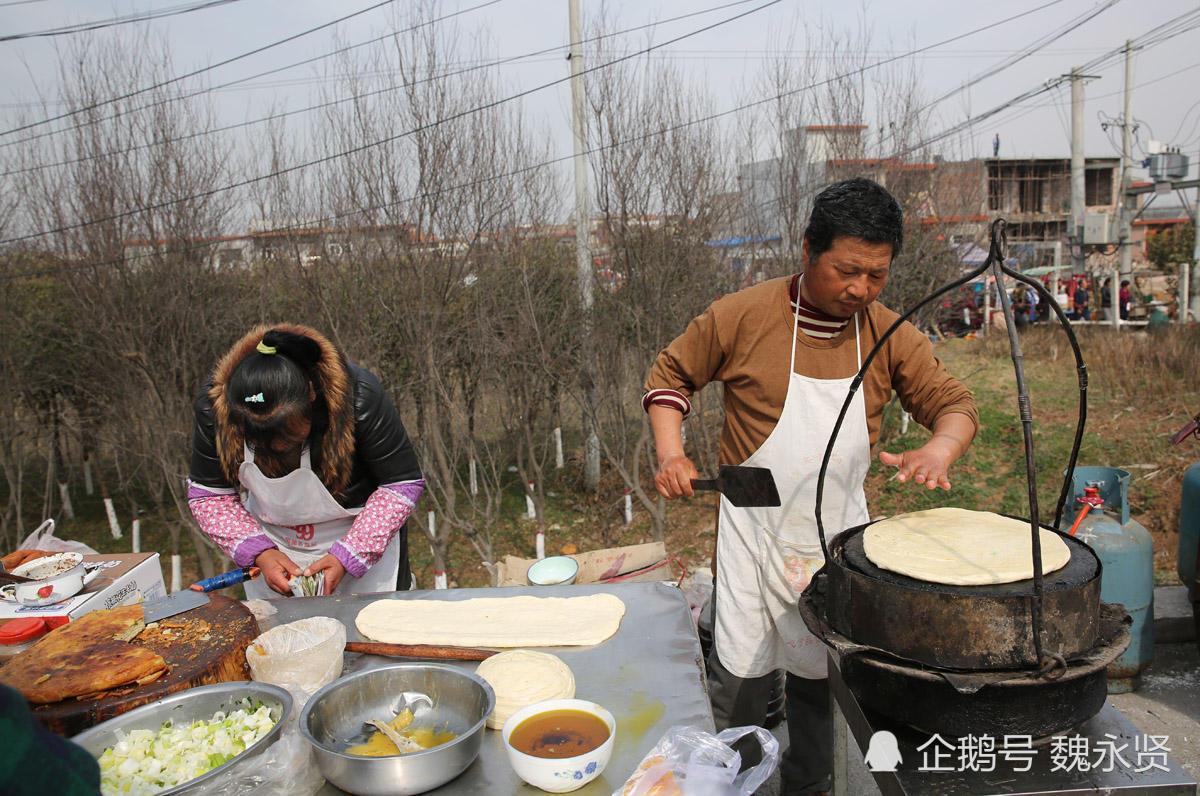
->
<box><xmin>300</xmin><ymin>663</ymin><xmax>495</xmax><ymax>796</ymax></box>
<box><xmin>70</xmin><ymin>681</ymin><xmax>292</xmax><ymax>795</ymax></box>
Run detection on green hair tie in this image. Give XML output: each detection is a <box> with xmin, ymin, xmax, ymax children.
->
<box><xmin>256</xmin><ymin>341</ymin><xmax>277</xmax><ymax>355</ymax></box>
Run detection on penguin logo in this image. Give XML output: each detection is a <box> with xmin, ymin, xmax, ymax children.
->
<box><xmin>864</xmin><ymin>730</ymin><xmax>902</xmax><ymax>772</ymax></box>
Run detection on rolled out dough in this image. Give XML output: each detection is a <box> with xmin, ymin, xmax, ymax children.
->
<box><xmin>476</xmin><ymin>650</ymin><xmax>575</xmax><ymax>729</ymax></box>
<box><xmin>355</xmin><ymin>594</ymin><xmax>626</xmax><ymax>648</ymax></box>
<box><xmin>862</xmin><ymin>507</ymin><xmax>1071</xmax><ymax>586</ymax></box>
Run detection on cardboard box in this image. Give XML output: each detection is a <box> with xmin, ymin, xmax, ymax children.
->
<box><xmin>496</xmin><ymin>541</ymin><xmax>672</xmax><ymax>587</ymax></box>
<box><xmin>0</xmin><ymin>553</ymin><xmax>166</xmax><ymax>621</ymax></box>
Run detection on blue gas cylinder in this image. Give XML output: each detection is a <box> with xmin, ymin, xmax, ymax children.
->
<box><xmin>1064</xmin><ymin>466</ymin><xmax>1154</xmax><ymax>693</ymax></box>
<box><xmin>1177</xmin><ymin>462</ymin><xmax>1200</xmax><ymax>589</ymax></box>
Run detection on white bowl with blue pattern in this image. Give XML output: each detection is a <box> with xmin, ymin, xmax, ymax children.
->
<box><xmin>501</xmin><ymin>698</ymin><xmax>615</xmax><ymax>793</ymax></box>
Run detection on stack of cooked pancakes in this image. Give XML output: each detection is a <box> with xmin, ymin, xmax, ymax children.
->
<box><xmin>0</xmin><ymin>605</ymin><xmax>167</xmax><ymax>703</ymax></box>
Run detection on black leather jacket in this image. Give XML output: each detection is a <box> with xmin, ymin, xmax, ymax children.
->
<box><xmin>189</xmin><ymin>362</ymin><xmax>421</xmax><ymax>588</ymax></box>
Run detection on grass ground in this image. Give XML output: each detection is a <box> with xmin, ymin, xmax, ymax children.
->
<box><xmin>18</xmin><ymin>326</ymin><xmax>1200</xmax><ymax>590</ymax></box>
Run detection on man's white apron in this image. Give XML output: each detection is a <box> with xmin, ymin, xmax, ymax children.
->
<box><xmin>713</xmin><ymin>306</ymin><xmax>871</xmax><ymax>679</ymax></box>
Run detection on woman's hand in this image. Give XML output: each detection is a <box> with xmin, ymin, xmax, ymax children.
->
<box><xmin>255</xmin><ymin>548</ymin><xmax>302</xmax><ymax>596</ymax></box>
<box><xmin>304</xmin><ymin>554</ymin><xmax>346</xmax><ymax>594</ymax></box>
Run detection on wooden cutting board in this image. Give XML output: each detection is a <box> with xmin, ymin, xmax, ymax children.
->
<box><xmin>28</xmin><ymin>594</ymin><xmax>258</xmax><ymax>736</ymax></box>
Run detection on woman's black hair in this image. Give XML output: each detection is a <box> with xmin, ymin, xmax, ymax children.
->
<box><xmin>225</xmin><ymin>329</ymin><xmax>327</xmax><ymax>461</ymax></box>
<box><xmin>802</xmin><ymin>177</ymin><xmax>904</xmax><ymax>261</ymax></box>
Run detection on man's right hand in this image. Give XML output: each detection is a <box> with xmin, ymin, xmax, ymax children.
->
<box><xmin>254</xmin><ymin>548</ymin><xmax>302</xmax><ymax>596</ymax></box>
<box><xmin>655</xmin><ymin>453</ymin><xmax>700</xmax><ymax>499</ymax></box>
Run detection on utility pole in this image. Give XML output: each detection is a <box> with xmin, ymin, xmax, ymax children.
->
<box><xmin>1115</xmin><ymin>40</ymin><xmax>1136</xmax><ymax>329</ymax></box>
<box><xmin>568</xmin><ymin>0</ymin><xmax>601</xmax><ymax>491</ymax></box>
<box><xmin>1192</xmin><ymin>162</ymin><xmax>1200</xmax><ymax>321</ymax></box>
<box><xmin>1069</xmin><ymin>69</ymin><xmax>1087</xmax><ymax>278</ymax></box>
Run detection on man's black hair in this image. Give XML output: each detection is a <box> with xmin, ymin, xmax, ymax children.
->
<box><xmin>802</xmin><ymin>177</ymin><xmax>904</xmax><ymax>261</ymax></box>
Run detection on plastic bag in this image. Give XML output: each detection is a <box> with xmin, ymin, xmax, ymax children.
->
<box><xmin>614</xmin><ymin>725</ymin><xmax>780</xmax><ymax>796</ymax></box>
<box><xmin>192</xmin><ymin>728</ymin><xmax>324</xmax><ymax>796</ymax></box>
<box><xmin>226</xmin><ymin>617</ymin><xmax>347</xmax><ymax>796</ymax></box>
<box><xmin>241</xmin><ymin>598</ymin><xmax>278</xmax><ymax>626</ymax></box>
<box><xmin>18</xmin><ymin>519</ymin><xmax>98</xmax><ymax>556</ymax></box>
<box><xmin>678</xmin><ymin>569</ymin><xmax>714</xmax><ymax>626</ymax></box>
<box><xmin>246</xmin><ymin>616</ymin><xmax>347</xmax><ymax>702</ymax></box>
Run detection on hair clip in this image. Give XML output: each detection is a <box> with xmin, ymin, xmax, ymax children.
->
<box><xmin>244</xmin><ymin>392</ymin><xmax>265</xmax><ymax>403</ymax></box>
<box><xmin>256</xmin><ymin>341</ymin><xmax>277</xmax><ymax>355</ymax></box>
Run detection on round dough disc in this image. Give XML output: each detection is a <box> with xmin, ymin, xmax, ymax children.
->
<box><xmin>475</xmin><ymin>650</ymin><xmax>575</xmax><ymax>730</ymax></box>
<box><xmin>862</xmin><ymin>507</ymin><xmax>1071</xmax><ymax>586</ymax></box>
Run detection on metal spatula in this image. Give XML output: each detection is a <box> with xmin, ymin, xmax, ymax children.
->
<box><xmin>691</xmin><ymin>465</ymin><xmax>781</xmax><ymax>507</ymax></box>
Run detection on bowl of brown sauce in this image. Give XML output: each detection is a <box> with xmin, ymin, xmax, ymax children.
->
<box><xmin>501</xmin><ymin>698</ymin><xmax>616</xmax><ymax>793</ymax></box>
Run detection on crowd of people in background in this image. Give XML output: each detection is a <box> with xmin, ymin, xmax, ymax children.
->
<box><xmin>935</xmin><ymin>273</ymin><xmax>1140</xmax><ymax>337</ymax></box>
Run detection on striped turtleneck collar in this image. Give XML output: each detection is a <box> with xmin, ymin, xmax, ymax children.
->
<box><xmin>789</xmin><ymin>274</ymin><xmax>852</xmax><ymax>339</ymax></box>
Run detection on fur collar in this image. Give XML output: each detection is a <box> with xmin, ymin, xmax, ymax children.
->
<box><xmin>209</xmin><ymin>324</ymin><xmax>355</xmax><ymax>497</ymax></box>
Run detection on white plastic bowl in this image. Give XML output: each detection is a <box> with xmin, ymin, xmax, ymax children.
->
<box><xmin>502</xmin><ymin>698</ymin><xmax>615</xmax><ymax>793</ymax></box>
<box><xmin>526</xmin><ymin>556</ymin><xmax>580</xmax><ymax>586</ymax></box>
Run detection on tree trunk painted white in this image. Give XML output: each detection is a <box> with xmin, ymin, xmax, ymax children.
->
<box><xmin>427</xmin><ymin>512</ymin><xmax>447</xmax><ymax>589</ymax></box>
<box><xmin>132</xmin><ymin>519</ymin><xmax>141</xmax><ymax>553</ymax></box>
<box><xmin>536</xmin><ymin>530</ymin><xmax>545</xmax><ymax>560</ymax></box>
<box><xmin>554</xmin><ymin>426</ymin><xmax>564</xmax><ymax>470</ymax></box>
<box><xmin>83</xmin><ymin>458</ymin><xmax>94</xmax><ymax>496</ymax></box>
<box><xmin>525</xmin><ymin>482</ymin><xmax>536</xmax><ymax>520</ymax></box>
<box><xmin>103</xmin><ymin>497</ymin><xmax>122</xmax><ymax>539</ymax></box>
<box><xmin>624</xmin><ymin>488</ymin><xmax>633</xmax><ymax>525</ymax></box>
<box><xmin>57</xmin><ymin>482</ymin><xmax>75</xmax><ymax>520</ymax></box>
<box><xmin>469</xmin><ymin>458</ymin><xmax>478</xmax><ymax>496</ymax></box>
<box><xmin>170</xmin><ymin>554</ymin><xmax>182</xmax><ymax>593</ymax></box>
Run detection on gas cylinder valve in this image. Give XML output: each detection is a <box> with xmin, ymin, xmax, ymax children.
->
<box><xmin>1067</xmin><ymin>485</ymin><xmax>1105</xmax><ymax>537</ymax></box>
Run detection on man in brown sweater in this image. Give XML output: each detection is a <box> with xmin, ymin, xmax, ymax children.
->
<box><xmin>644</xmin><ymin>178</ymin><xmax>977</xmax><ymax>794</ymax></box>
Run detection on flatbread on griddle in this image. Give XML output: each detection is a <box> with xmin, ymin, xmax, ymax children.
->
<box><xmin>0</xmin><ymin>605</ymin><xmax>168</xmax><ymax>704</ymax></box>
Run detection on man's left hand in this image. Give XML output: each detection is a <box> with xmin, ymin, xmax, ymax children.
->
<box><xmin>879</xmin><ymin>437</ymin><xmax>960</xmax><ymax>490</ymax></box>
<box><xmin>304</xmin><ymin>554</ymin><xmax>346</xmax><ymax>594</ymax></box>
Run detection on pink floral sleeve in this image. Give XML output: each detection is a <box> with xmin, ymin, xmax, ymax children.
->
<box><xmin>331</xmin><ymin>480</ymin><xmax>423</xmax><ymax>578</ymax></box>
<box><xmin>187</xmin><ymin>484</ymin><xmax>276</xmax><ymax>567</ymax></box>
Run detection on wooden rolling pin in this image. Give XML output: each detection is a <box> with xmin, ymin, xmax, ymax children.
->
<box><xmin>345</xmin><ymin>641</ymin><xmax>498</xmax><ymax>661</ymax></box>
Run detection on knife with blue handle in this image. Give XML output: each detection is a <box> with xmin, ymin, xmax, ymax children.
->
<box><xmin>189</xmin><ymin>566</ymin><xmax>261</xmax><ymax>593</ymax></box>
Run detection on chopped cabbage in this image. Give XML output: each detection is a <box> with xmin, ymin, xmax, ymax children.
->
<box><xmin>97</xmin><ymin>701</ymin><xmax>276</xmax><ymax>796</ymax></box>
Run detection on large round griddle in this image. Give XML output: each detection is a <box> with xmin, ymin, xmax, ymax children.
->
<box><xmin>841</xmin><ymin>517</ymin><xmax>1098</xmax><ymax>595</ymax></box>
<box><xmin>823</xmin><ymin>520</ymin><xmax>1101</xmax><ymax>670</ymax></box>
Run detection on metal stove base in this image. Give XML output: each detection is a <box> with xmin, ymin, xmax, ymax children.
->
<box><xmin>828</xmin><ymin>651</ymin><xmax>1197</xmax><ymax>796</ymax></box>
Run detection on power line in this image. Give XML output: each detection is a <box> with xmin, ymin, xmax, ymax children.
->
<box><xmin>896</xmin><ymin>7</ymin><xmax>1200</xmax><ymax>158</ymax></box>
<box><xmin>915</xmin><ymin>0</ymin><xmax>1114</xmax><ymax>115</ymax></box>
<box><xmin>0</xmin><ymin>0</ymin><xmax>401</xmax><ymax>138</ymax></box>
<box><xmin>2</xmin><ymin>0</ymin><xmax>1066</xmax><ymax>260</ymax></box>
<box><xmin>1166</xmin><ymin>96</ymin><xmax>1200</xmax><ymax>144</ymax></box>
<box><xmin>0</xmin><ymin>0</ymin><xmax>244</xmax><ymax>42</ymax></box>
<box><xmin>0</xmin><ymin>0</ymin><xmax>506</xmax><ymax>151</ymax></box>
<box><xmin>0</xmin><ymin>0</ymin><xmax>762</xmax><ymax>177</ymax></box>
<box><xmin>0</xmin><ymin>0</ymin><xmax>781</xmax><ymax>247</ymax></box>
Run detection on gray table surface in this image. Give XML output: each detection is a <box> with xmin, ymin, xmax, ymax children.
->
<box><xmin>264</xmin><ymin>581</ymin><xmax>714</xmax><ymax>795</ymax></box>
<box><xmin>828</xmin><ymin>651</ymin><xmax>1198</xmax><ymax>796</ymax></box>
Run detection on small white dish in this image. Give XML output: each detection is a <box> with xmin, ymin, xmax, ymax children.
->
<box><xmin>526</xmin><ymin>556</ymin><xmax>580</xmax><ymax>587</ymax></box>
<box><xmin>502</xmin><ymin>698</ymin><xmax>615</xmax><ymax>793</ymax></box>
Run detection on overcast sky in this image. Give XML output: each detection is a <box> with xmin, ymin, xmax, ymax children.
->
<box><xmin>2</xmin><ymin>0</ymin><xmax>1198</xmax><ymax>208</ymax></box>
